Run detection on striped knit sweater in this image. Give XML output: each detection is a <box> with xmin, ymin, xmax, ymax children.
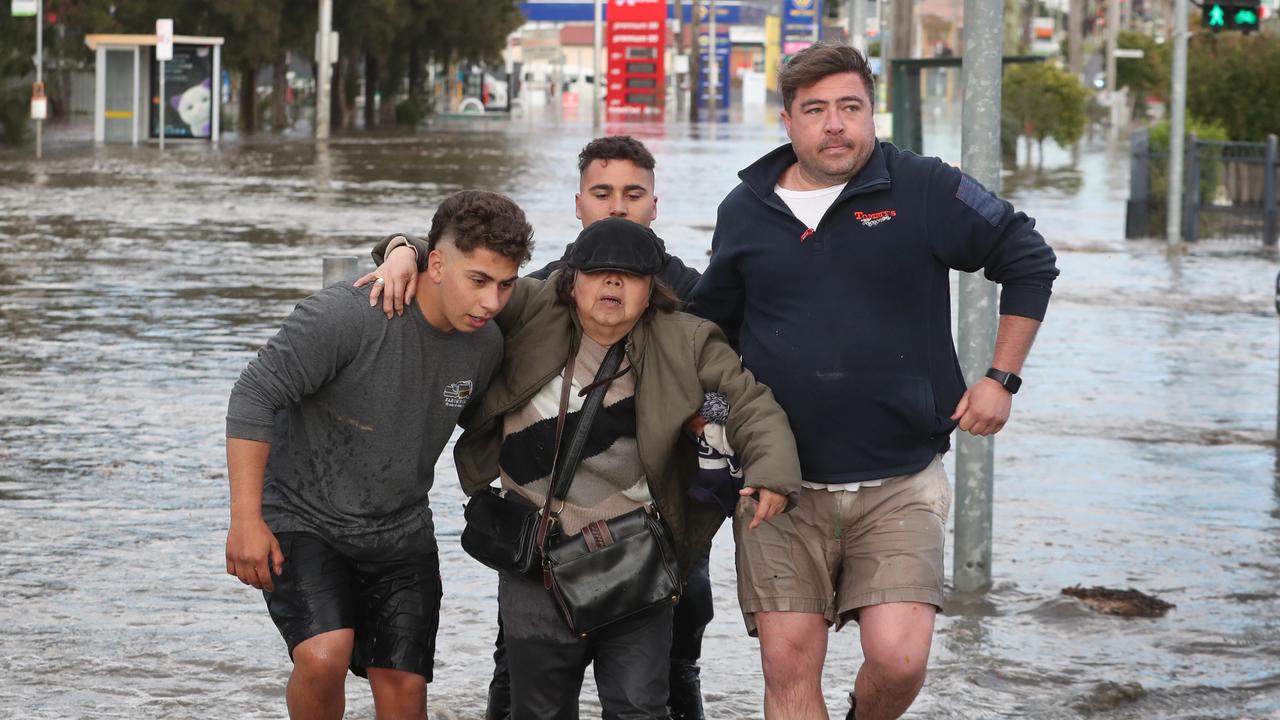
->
<box><xmin>498</xmin><ymin>335</ymin><xmax>651</xmax><ymax>535</ymax></box>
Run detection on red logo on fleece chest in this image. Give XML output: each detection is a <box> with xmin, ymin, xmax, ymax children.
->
<box><xmin>854</xmin><ymin>209</ymin><xmax>897</xmax><ymax>227</ymax></box>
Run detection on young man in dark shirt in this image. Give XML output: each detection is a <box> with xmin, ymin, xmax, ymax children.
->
<box><xmin>225</xmin><ymin>191</ymin><xmax>534</xmax><ymax>720</ymax></box>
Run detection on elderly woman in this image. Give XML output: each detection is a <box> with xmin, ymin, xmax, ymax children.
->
<box><xmin>371</xmin><ymin>218</ymin><xmax>800</xmax><ymax>719</ymax></box>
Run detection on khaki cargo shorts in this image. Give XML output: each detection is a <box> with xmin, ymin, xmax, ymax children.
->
<box><xmin>733</xmin><ymin>455</ymin><xmax>951</xmax><ymax>635</ymax></box>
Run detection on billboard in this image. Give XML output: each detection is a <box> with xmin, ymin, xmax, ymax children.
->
<box><xmin>607</xmin><ymin>0</ymin><xmax>666</xmax><ymax>115</ymax></box>
<box><xmin>151</xmin><ymin>45</ymin><xmax>213</xmax><ymax>139</ymax></box>
<box><xmin>696</xmin><ymin>23</ymin><xmax>731</xmax><ymax>111</ymax></box>
<box><xmin>782</xmin><ymin>0</ymin><xmax>824</xmax><ymax>55</ymax></box>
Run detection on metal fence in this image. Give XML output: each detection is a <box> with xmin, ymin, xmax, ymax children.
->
<box><xmin>1126</xmin><ymin>128</ymin><xmax>1279</xmax><ymax>244</ymax></box>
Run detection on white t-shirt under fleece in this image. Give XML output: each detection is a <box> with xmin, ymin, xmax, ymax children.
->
<box><xmin>774</xmin><ymin>182</ymin><xmax>847</xmax><ymax>231</ymax></box>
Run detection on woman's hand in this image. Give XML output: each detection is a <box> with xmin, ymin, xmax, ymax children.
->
<box><xmin>739</xmin><ymin>486</ymin><xmax>787</xmax><ymax>529</ymax></box>
<box><xmin>354</xmin><ymin>245</ymin><xmax>419</xmax><ymax>318</ymax></box>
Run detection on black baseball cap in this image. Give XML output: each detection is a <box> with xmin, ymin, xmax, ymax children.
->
<box><xmin>567</xmin><ymin>218</ymin><xmax>664</xmax><ymax>276</ymax></box>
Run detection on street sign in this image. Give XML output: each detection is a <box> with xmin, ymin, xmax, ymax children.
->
<box><xmin>11</xmin><ymin>0</ymin><xmax>35</xmax><ymax>17</ymax></box>
<box><xmin>30</xmin><ymin>81</ymin><xmax>46</xmax><ymax>119</ymax></box>
<box><xmin>1202</xmin><ymin>0</ymin><xmax>1261</xmax><ymax>31</ymax></box>
<box><xmin>1114</xmin><ymin>48</ymin><xmax>1145</xmax><ymax>58</ymax></box>
<box><xmin>156</xmin><ymin>18</ymin><xmax>173</xmax><ymax>61</ymax></box>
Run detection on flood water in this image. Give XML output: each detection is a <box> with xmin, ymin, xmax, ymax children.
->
<box><xmin>1</xmin><ymin>105</ymin><xmax>1279</xmax><ymax>719</ymax></box>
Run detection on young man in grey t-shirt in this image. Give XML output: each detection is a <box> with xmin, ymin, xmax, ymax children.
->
<box><xmin>224</xmin><ymin>190</ymin><xmax>534</xmax><ymax>720</ymax></box>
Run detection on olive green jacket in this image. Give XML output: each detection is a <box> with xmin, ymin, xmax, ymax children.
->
<box><xmin>453</xmin><ymin>273</ymin><xmax>802</xmax><ymax>576</ymax></box>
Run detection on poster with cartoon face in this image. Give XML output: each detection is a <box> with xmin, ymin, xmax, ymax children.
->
<box><xmin>151</xmin><ymin>45</ymin><xmax>213</xmax><ymax>139</ymax></box>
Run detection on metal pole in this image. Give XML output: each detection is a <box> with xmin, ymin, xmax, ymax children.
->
<box><xmin>675</xmin><ymin>0</ymin><xmax>686</xmax><ymax>115</ymax></box>
<box><xmin>593</xmin><ymin>0</ymin><xmax>603</xmax><ymax>130</ymax></box>
<box><xmin>708</xmin><ymin>0</ymin><xmax>717</xmax><ymax>120</ymax></box>
<box><xmin>1166</xmin><ymin>0</ymin><xmax>1187</xmax><ymax>247</ymax></box>
<box><xmin>132</xmin><ymin>47</ymin><xmax>140</xmax><ymax>146</ymax></box>
<box><xmin>954</xmin><ymin>0</ymin><xmax>1003</xmax><ymax>595</ymax></box>
<box><xmin>317</xmin><ymin>0</ymin><xmax>333</xmax><ymax>140</ymax></box>
<box><xmin>849</xmin><ymin>0</ymin><xmax>868</xmax><ymax>53</ymax></box>
<box><xmin>36</xmin><ymin>0</ymin><xmax>43</xmax><ymax>160</ymax></box>
<box><xmin>1264</xmin><ymin>135</ymin><xmax>1277</xmax><ymax>246</ymax></box>
<box><xmin>322</xmin><ymin>256</ymin><xmax>358</xmax><ymax>288</ymax></box>
<box><xmin>159</xmin><ymin>59</ymin><xmax>166</xmax><ymax>152</ymax></box>
<box><xmin>1106</xmin><ymin>0</ymin><xmax>1120</xmax><ymax>140</ymax></box>
<box><xmin>878</xmin><ymin>0</ymin><xmax>888</xmax><ymax>109</ymax></box>
<box><xmin>690</xmin><ymin>0</ymin><xmax>702</xmax><ymax>121</ymax></box>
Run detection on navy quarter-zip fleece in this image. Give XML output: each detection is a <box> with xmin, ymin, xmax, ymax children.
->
<box><xmin>686</xmin><ymin>141</ymin><xmax>1059</xmax><ymax>484</ymax></box>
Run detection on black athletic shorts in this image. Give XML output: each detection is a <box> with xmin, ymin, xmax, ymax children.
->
<box><xmin>263</xmin><ymin>532</ymin><xmax>442</xmax><ymax>680</ymax></box>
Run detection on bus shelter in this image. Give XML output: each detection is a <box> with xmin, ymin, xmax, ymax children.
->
<box><xmin>84</xmin><ymin>33</ymin><xmax>224</xmax><ymax>145</ymax></box>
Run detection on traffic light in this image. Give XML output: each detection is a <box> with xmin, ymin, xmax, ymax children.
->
<box><xmin>1202</xmin><ymin>0</ymin><xmax>1262</xmax><ymax>32</ymax></box>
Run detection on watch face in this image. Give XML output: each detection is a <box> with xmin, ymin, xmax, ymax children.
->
<box><xmin>1005</xmin><ymin>373</ymin><xmax>1022</xmax><ymax>394</ymax></box>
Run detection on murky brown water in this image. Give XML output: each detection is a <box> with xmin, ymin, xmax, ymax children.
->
<box><xmin>1</xmin><ymin>105</ymin><xmax>1279</xmax><ymax>719</ymax></box>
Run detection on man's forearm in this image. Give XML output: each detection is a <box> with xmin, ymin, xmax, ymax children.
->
<box><xmin>227</xmin><ymin>437</ymin><xmax>272</xmax><ymax>521</ymax></box>
<box><xmin>991</xmin><ymin>314</ymin><xmax>1041</xmax><ymax>374</ymax></box>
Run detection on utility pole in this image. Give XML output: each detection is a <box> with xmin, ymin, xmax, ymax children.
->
<box><xmin>955</xmin><ymin>0</ymin><xmax>1004</xmax><ymax>595</ymax></box>
<box><xmin>593</xmin><ymin>0</ymin><xmax>603</xmax><ymax>129</ymax></box>
<box><xmin>888</xmin><ymin>0</ymin><xmax>914</xmax><ymax>109</ymax></box>
<box><xmin>690</xmin><ymin>0</ymin><xmax>702</xmax><ymax>121</ymax></box>
<box><xmin>1106</xmin><ymin>0</ymin><xmax>1120</xmax><ymax>139</ymax></box>
<box><xmin>1166</xmin><ymin>0</ymin><xmax>1188</xmax><ymax>247</ymax></box>
<box><xmin>1068</xmin><ymin>0</ymin><xmax>1084</xmax><ymax>79</ymax></box>
<box><xmin>35</xmin><ymin>0</ymin><xmax>43</xmax><ymax>160</ymax></box>
<box><xmin>849</xmin><ymin>0</ymin><xmax>867</xmax><ymax>53</ymax></box>
<box><xmin>708</xmin><ymin>0</ymin><xmax>717</xmax><ymax>120</ymax></box>
<box><xmin>316</xmin><ymin>0</ymin><xmax>332</xmax><ymax>140</ymax></box>
<box><xmin>675</xmin><ymin>0</ymin><xmax>686</xmax><ymax>115</ymax></box>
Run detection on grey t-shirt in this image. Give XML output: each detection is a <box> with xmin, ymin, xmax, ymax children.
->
<box><xmin>226</xmin><ymin>282</ymin><xmax>501</xmax><ymax>557</ymax></box>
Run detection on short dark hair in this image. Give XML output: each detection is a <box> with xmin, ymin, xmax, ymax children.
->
<box><xmin>778</xmin><ymin>42</ymin><xmax>876</xmax><ymax>113</ymax></box>
<box><xmin>577</xmin><ymin>135</ymin><xmax>656</xmax><ymax>174</ymax></box>
<box><xmin>427</xmin><ymin>190</ymin><xmax>534</xmax><ymax>264</ymax></box>
<box><xmin>553</xmin><ymin>267</ymin><xmax>681</xmax><ymax>320</ymax></box>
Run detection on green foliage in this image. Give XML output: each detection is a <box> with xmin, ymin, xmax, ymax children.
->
<box><xmin>0</xmin><ymin>0</ymin><xmax>525</xmax><ymax>129</ymax></box>
<box><xmin>0</xmin><ymin>90</ymin><xmax>31</xmax><ymax>145</ymax></box>
<box><xmin>1143</xmin><ymin>117</ymin><xmax>1229</xmax><ymax>234</ymax></box>
<box><xmin>1186</xmin><ymin>33</ymin><xmax>1280</xmax><ymax>141</ymax></box>
<box><xmin>1115</xmin><ymin>30</ymin><xmax>1169</xmax><ymax>108</ymax></box>
<box><xmin>1002</xmin><ymin>62</ymin><xmax>1088</xmax><ymax>152</ymax></box>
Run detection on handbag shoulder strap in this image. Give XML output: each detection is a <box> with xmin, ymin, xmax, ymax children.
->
<box><xmin>547</xmin><ymin>340</ymin><xmax>627</xmax><ymax>501</ymax></box>
<box><xmin>534</xmin><ymin>340</ymin><xmax>628</xmax><ymax>572</ymax></box>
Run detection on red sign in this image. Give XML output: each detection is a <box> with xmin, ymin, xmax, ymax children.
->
<box><xmin>607</xmin><ymin>0</ymin><xmax>666</xmax><ymax>115</ymax></box>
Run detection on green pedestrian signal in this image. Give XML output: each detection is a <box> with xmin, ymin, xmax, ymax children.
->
<box><xmin>1202</xmin><ymin>0</ymin><xmax>1262</xmax><ymax>31</ymax></box>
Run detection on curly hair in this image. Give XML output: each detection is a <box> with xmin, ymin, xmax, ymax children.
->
<box><xmin>426</xmin><ymin>190</ymin><xmax>534</xmax><ymax>264</ymax></box>
<box><xmin>553</xmin><ymin>267</ymin><xmax>681</xmax><ymax>321</ymax></box>
<box><xmin>577</xmin><ymin>135</ymin><xmax>656</xmax><ymax>173</ymax></box>
<box><xmin>778</xmin><ymin>42</ymin><xmax>876</xmax><ymax>113</ymax></box>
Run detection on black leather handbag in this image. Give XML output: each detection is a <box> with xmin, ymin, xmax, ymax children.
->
<box><xmin>460</xmin><ymin>486</ymin><xmax>544</xmax><ymax>577</ymax></box>
<box><xmin>545</xmin><ymin>504</ymin><xmax>681</xmax><ymax>638</ymax></box>
<box><xmin>536</xmin><ymin>343</ymin><xmax>682</xmax><ymax>638</ymax></box>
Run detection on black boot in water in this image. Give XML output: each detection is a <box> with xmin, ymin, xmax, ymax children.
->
<box><xmin>667</xmin><ymin>659</ymin><xmax>705</xmax><ymax>720</ymax></box>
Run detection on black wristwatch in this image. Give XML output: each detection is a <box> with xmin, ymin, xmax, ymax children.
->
<box><xmin>985</xmin><ymin>367</ymin><xmax>1022</xmax><ymax>394</ymax></box>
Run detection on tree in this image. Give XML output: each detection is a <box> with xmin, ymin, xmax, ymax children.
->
<box><xmin>1185</xmin><ymin>33</ymin><xmax>1280</xmax><ymax>141</ymax></box>
<box><xmin>1003</xmin><ymin>62</ymin><xmax>1088</xmax><ymax>166</ymax></box>
<box><xmin>1115</xmin><ymin>30</ymin><xmax>1169</xmax><ymax>120</ymax></box>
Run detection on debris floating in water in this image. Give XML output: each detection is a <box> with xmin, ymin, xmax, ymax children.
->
<box><xmin>1061</xmin><ymin>585</ymin><xmax>1175</xmax><ymax>617</ymax></box>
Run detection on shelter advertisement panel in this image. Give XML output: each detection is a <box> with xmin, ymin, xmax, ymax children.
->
<box><xmin>151</xmin><ymin>44</ymin><xmax>213</xmax><ymax>139</ymax></box>
<box><xmin>607</xmin><ymin>0</ymin><xmax>666</xmax><ymax>115</ymax></box>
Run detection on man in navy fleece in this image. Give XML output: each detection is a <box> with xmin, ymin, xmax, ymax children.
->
<box><xmin>686</xmin><ymin>43</ymin><xmax>1059</xmax><ymax>720</ymax></box>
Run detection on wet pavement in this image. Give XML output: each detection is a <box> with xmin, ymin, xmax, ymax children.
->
<box><xmin>1</xmin><ymin>105</ymin><xmax>1278</xmax><ymax>719</ymax></box>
